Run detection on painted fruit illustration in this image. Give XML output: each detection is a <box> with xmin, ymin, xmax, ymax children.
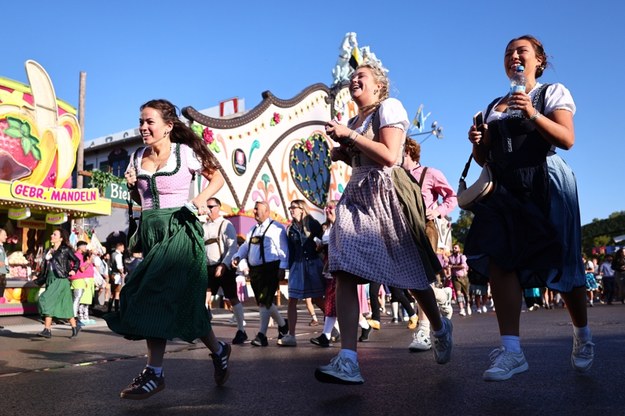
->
<box><xmin>0</xmin><ymin>116</ymin><xmax>41</xmax><ymax>180</ymax></box>
<box><xmin>0</xmin><ymin>60</ymin><xmax>81</xmax><ymax>187</ymax></box>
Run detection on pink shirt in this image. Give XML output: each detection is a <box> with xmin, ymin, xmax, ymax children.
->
<box><xmin>129</xmin><ymin>143</ymin><xmax>202</xmax><ymax>210</ymax></box>
<box><xmin>71</xmin><ymin>251</ymin><xmax>94</xmax><ymax>280</ymax></box>
<box><xmin>409</xmin><ymin>164</ymin><xmax>457</xmax><ymax>217</ymax></box>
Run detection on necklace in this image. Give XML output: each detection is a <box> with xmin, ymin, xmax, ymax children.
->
<box><xmin>351</xmin><ymin>107</ymin><xmax>378</xmax><ymax>134</ymax></box>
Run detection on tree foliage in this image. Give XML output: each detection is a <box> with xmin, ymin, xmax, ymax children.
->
<box><xmin>581</xmin><ymin>211</ymin><xmax>625</xmax><ymax>253</ymax></box>
<box><xmin>451</xmin><ymin>209</ymin><xmax>474</xmax><ymax>248</ymax></box>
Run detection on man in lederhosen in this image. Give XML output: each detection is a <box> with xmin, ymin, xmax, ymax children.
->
<box><xmin>203</xmin><ymin>197</ymin><xmax>247</xmax><ymax>344</ymax></box>
<box><xmin>232</xmin><ymin>201</ymin><xmax>289</xmax><ymax>347</ymax></box>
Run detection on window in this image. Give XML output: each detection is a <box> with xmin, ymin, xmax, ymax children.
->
<box><xmin>107</xmin><ymin>148</ymin><xmax>129</xmax><ymax>177</ymax></box>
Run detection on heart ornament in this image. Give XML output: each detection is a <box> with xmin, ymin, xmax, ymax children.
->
<box><xmin>289</xmin><ymin>133</ymin><xmax>331</xmax><ymax>208</ymax></box>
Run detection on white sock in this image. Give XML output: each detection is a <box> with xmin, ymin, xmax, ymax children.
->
<box><xmin>259</xmin><ymin>306</ymin><xmax>270</xmax><ymax>334</ymax></box>
<box><xmin>391</xmin><ymin>302</ymin><xmax>399</xmax><ymax>319</ymax></box>
<box><xmin>501</xmin><ymin>335</ymin><xmax>522</xmax><ymax>353</ymax></box>
<box><xmin>417</xmin><ymin>315</ymin><xmax>431</xmax><ymax>333</ymax></box>
<box><xmin>232</xmin><ymin>303</ymin><xmax>245</xmax><ymax>331</ymax></box>
<box><xmin>573</xmin><ymin>325</ymin><xmax>591</xmax><ymax>342</ymax></box>
<box><xmin>339</xmin><ymin>348</ymin><xmax>358</xmax><ymax>364</ymax></box>
<box><xmin>323</xmin><ymin>316</ymin><xmax>336</xmax><ymax>338</ymax></box>
<box><xmin>358</xmin><ymin>314</ymin><xmax>370</xmax><ymax>329</ymax></box>
<box><xmin>147</xmin><ymin>365</ymin><xmax>163</xmax><ymax>377</ymax></box>
<box><xmin>268</xmin><ymin>304</ymin><xmax>286</xmax><ymax>327</ymax></box>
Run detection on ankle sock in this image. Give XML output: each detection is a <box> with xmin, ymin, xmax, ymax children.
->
<box><xmin>501</xmin><ymin>335</ymin><xmax>522</xmax><ymax>353</ymax></box>
<box><xmin>147</xmin><ymin>365</ymin><xmax>163</xmax><ymax>377</ymax></box>
<box><xmin>339</xmin><ymin>348</ymin><xmax>358</xmax><ymax>364</ymax></box>
<box><xmin>573</xmin><ymin>325</ymin><xmax>591</xmax><ymax>342</ymax></box>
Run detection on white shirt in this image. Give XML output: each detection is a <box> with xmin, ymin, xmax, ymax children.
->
<box><xmin>203</xmin><ymin>216</ymin><xmax>238</xmax><ymax>267</ymax></box>
<box><xmin>485</xmin><ymin>82</ymin><xmax>576</xmax><ymax>123</ymax></box>
<box><xmin>236</xmin><ymin>218</ymin><xmax>288</xmax><ymax>268</ymax></box>
<box><xmin>112</xmin><ymin>250</ymin><xmax>124</xmax><ymax>275</ymax></box>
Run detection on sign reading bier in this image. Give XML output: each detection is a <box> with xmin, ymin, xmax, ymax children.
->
<box><xmin>10</xmin><ymin>181</ymin><xmax>99</xmax><ymax>205</ymax></box>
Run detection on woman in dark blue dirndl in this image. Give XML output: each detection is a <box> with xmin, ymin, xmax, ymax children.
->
<box><xmin>466</xmin><ymin>35</ymin><xmax>593</xmax><ymax>382</ymax></box>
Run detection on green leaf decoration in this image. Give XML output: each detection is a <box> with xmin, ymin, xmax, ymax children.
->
<box><xmin>20</xmin><ymin>122</ymin><xmax>31</xmax><ymax>137</ymax></box>
<box><xmin>6</xmin><ymin>117</ymin><xmax>21</xmax><ymax>130</ymax></box>
<box><xmin>22</xmin><ymin>137</ymin><xmax>31</xmax><ymax>154</ymax></box>
<box><xmin>4</xmin><ymin>127</ymin><xmax>21</xmax><ymax>139</ymax></box>
<box><xmin>31</xmin><ymin>145</ymin><xmax>42</xmax><ymax>160</ymax></box>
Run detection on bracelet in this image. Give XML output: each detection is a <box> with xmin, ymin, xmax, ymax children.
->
<box><xmin>348</xmin><ymin>130</ymin><xmax>358</xmax><ymax>148</ymax></box>
<box><xmin>529</xmin><ymin>110</ymin><xmax>541</xmax><ymax>121</ymax></box>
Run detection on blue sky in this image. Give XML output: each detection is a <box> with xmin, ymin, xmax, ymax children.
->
<box><xmin>3</xmin><ymin>0</ymin><xmax>623</xmax><ymax>225</ymax></box>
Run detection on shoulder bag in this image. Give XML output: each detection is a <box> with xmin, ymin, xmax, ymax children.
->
<box><xmin>457</xmin><ymin>154</ymin><xmax>494</xmax><ymax>210</ymax></box>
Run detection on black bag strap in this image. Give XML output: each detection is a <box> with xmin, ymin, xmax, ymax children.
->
<box><xmin>460</xmin><ymin>154</ymin><xmax>474</xmax><ymax>182</ymax></box>
<box><xmin>127</xmin><ymin>147</ymin><xmax>143</xmax><ymax>209</ymax></box>
<box><xmin>417</xmin><ymin>167</ymin><xmax>428</xmax><ymax>188</ymax></box>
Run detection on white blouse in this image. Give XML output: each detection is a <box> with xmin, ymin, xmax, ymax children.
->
<box><xmin>353</xmin><ymin>97</ymin><xmax>410</xmax><ymax>133</ymax></box>
<box><xmin>485</xmin><ymin>82</ymin><xmax>576</xmax><ymax>123</ymax></box>
<box><xmin>127</xmin><ymin>143</ymin><xmax>202</xmax><ymax>176</ymax></box>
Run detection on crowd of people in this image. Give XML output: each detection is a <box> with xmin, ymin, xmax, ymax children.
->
<box><xmin>25</xmin><ymin>33</ymin><xmax>624</xmax><ymax>399</ymax></box>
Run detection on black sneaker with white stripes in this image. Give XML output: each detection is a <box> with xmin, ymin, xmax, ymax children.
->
<box><xmin>120</xmin><ymin>367</ymin><xmax>165</xmax><ymax>400</ymax></box>
<box><xmin>211</xmin><ymin>341</ymin><xmax>231</xmax><ymax>386</ymax></box>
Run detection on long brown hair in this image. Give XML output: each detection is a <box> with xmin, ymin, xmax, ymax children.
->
<box><xmin>140</xmin><ymin>99</ymin><xmax>220</xmax><ymax>175</ymax></box>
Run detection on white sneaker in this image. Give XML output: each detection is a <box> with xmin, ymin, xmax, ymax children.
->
<box><xmin>432</xmin><ymin>317</ymin><xmax>453</xmax><ymax>364</ymax></box>
<box><xmin>315</xmin><ymin>355</ymin><xmax>364</xmax><ymax>385</ymax></box>
<box><xmin>571</xmin><ymin>336</ymin><xmax>594</xmax><ymax>372</ymax></box>
<box><xmin>481</xmin><ymin>305</ymin><xmax>488</xmax><ymax>313</ymax></box>
<box><xmin>459</xmin><ymin>308</ymin><xmax>466</xmax><ymax>317</ymax></box>
<box><xmin>467</xmin><ymin>306</ymin><xmax>472</xmax><ymax>316</ymax></box>
<box><xmin>409</xmin><ymin>329</ymin><xmax>432</xmax><ymax>352</ymax></box>
<box><xmin>277</xmin><ymin>334</ymin><xmax>297</xmax><ymax>347</ymax></box>
<box><xmin>483</xmin><ymin>347</ymin><xmax>529</xmax><ymax>381</ymax></box>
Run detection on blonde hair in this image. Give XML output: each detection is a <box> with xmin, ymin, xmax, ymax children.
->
<box><xmin>353</xmin><ymin>63</ymin><xmax>390</xmax><ymax>102</ymax></box>
<box><xmin>290</xmin><ymin>199</ymin><xmax>310</xmax><ymax>218</ymax></box>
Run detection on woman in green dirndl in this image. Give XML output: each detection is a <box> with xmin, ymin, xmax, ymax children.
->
<box><xmin>35</xmin><ymin>228</ymin><xmax>81</xmax><ymax>339</ymax></box>
<box><xmin>104</xmin><ymin>99</ymin><xmax>229</xmax><ymax>400</ymax></box>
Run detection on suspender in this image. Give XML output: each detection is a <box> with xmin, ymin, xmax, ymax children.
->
<box><xmin>250</xmin><ymin>220</ymin><xmax>274</xmax><ymax>264</ymax></box>
<box><xmin>205</xmin><ymin>220</ymin><xmax>226</xmax><ymax>264</ymax></box>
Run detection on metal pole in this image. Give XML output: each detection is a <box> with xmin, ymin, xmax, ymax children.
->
<box><xmin>77</xmin><ymin>71</ymin><xmax>86</xmax><ymax>188</ymax></box>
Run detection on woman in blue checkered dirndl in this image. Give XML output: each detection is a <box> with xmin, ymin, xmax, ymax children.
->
<box><xmin>314</xmin><ymin>63</ymin><xmax>453</xmax><ymax>385</ymax></box>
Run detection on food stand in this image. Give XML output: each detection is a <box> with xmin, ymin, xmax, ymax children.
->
<box><xmin>0</xmin><ymin>60</ymin><xmax>111</xmax><ymax>315</ymax></box>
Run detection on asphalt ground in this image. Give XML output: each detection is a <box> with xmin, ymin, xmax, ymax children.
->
<box><xmin>1</xmin><ymin>302</ymin><xmax>624</xmax><ymax>416</ymax></box>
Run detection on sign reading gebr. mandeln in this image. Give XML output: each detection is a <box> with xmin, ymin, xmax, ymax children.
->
<box><xmin>10</xmin><ymin>181</ymin><xmax>99</xmax><ymax>204</ymax></box>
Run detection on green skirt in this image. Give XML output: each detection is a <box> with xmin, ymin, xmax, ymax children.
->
<box><xmin>38</xmin><ymin>269</ymin><xmax>74</xmax><ymax>319</ymax></box>
<box><xmin>104</xmin><ymin>207</ymin><xmax>211</xmax><ymax>342</ymax></box>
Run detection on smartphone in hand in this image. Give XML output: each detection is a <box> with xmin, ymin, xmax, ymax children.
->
<box><xmin>473</xmin><ymin>111</ymin><xmax>484</xmax><ymax>128</ymax></box>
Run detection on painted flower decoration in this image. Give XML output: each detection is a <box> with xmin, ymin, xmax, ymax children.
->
<box><xmin>305</xmin><ymin>138</ymin><xmax>313</xmax><ymax>153</ymax></box>
<box><xmin>202</xmin><ymin>127</ymin><xmax>214</xmax><ymax>145</ymax></box>
<box><xmin>270</xmin><ymin>112</ymin><xmax>282</xmax><ymax>126</ymax></box>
